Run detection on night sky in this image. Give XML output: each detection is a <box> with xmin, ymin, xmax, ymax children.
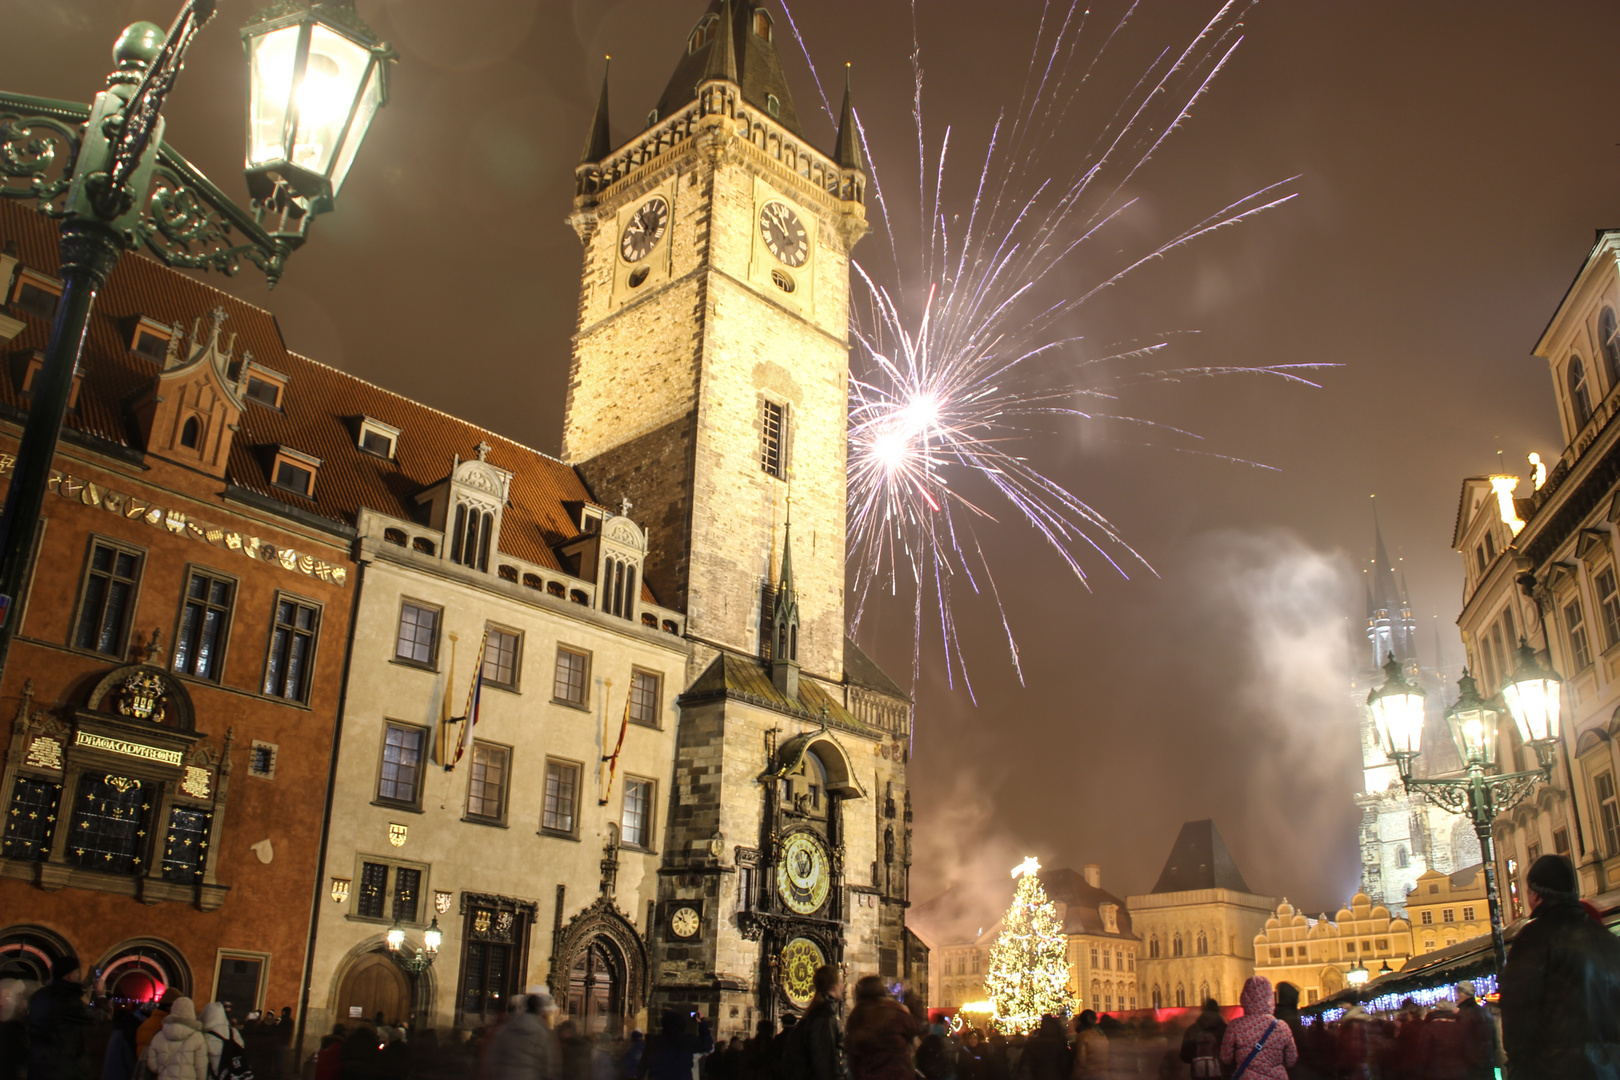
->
<box><xmin>3</xmin><ymin>0</ymin><xmax>1615</xmax><ymax>918</ymax></box>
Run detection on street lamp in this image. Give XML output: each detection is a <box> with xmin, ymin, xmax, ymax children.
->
<box><xmin>1372</xmin><ymin>648</ymin><xmax>1561</xmax><ymax>971</ymax></box>
<box><xmin>1346</xmin><ymin>961</ymin><xmax>1369</xmax><ymax>987</ymax></box>
<box><xmin>386</xmin><ymin>916</ymin><xmax>440</xmax><ymax>974</ymax></box>
<box><xmin>0</xmin><ymin>0</ymin><xmax>392</xmax><ymax>677</ymax></box>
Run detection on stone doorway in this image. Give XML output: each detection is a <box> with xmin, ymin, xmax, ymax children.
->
<box><xmin>338</xmin><ymin>952</ymin><xmax>411</xmax><ymax>1028</ymax></box>
<box><xmin>566</xmin><ymin>939</ymin><xmax>624</xmax><ymax>1036</ymax></box>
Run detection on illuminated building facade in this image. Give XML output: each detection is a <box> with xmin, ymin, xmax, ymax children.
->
<box><xmin>1251</xmin><ymin>894</ymin><xmax>1414</xmax><ymax>1006</ymax></box>
<box><xmin>1403</xmin><ymin>865</ymin><xmax>1487</xmax><ymax>954</ymax></box>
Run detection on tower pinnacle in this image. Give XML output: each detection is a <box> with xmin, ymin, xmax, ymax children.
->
<box><xmin>833</xmin><ymin>64</ymin><xmax>863</xmax><ymax>172</ymax></box>
<box><xmin>580</xmin><ymin>58</ymin><xmax>612</xmax><ymax>165</ymax></box>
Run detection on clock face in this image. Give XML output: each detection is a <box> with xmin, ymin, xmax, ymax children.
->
<box><xmin>670</xmin><ymin>906</ymin><xmax>700</xmax><ymax>939</ymax></box>
<box><xmin>777</xmin><ymin>831</ymin><xmax>831</xmax><ymax>915</ymax></box>
<box><xmin>620</xmin><ymin>197</ymin><xmax>669</xmax><ymax>263</ymax></box>
<box><xmin>779</xmin><ymin>937</ymin><xmax>825</xmax><ymax>1009</ymax></box>
<box><xmin>759</xmin><ymin>201</ymin><xmax>809</xmax><ymax>267</ymax></box>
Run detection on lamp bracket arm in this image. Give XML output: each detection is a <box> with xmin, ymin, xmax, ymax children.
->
<box><xmin>0</xmin><ymin>98</ymin><xmax>87</xmax><ymax>208</ymax></box>
<box><xmin>1399</xmin><ymin>778</ymin><xmax>1472</xmax><ymax>816</ymax></box>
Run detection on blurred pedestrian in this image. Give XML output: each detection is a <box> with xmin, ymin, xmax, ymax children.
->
<box><xmin>1179</xmin><ymin>1001</ymin><xmax>1225</xmax><ymax>1080</ymax></box>
<box><xmin>144</xmin><ymin>998</ymin><xmax>208</xmax><ymax>1080</ymax></box>
<box><xmin>843</xmin><ymin>975</ymin><xmax>919</xmax><ymax>1080</ymax></box>
<box><xmin>1217</xmin><ymin>977</ymin><xmax>1295</xmax><ymax>1080</ymax></box>
<box><xmin>783</xmin><ymin>966</ymin><xmax>847</xmax><ymax>1080</ymax></box>
<box><xmin>314</xmin><ymin>1025</ymin><xmax>345</xmax><ymax>1080</ymax></box>
<box><xmin>957</xmin><ymin>1029</ymin><xmax>986</xmax><ymax>1080</ymax></box>
<box><xmin>29</xmin><ymin>954</ymin><xmax>93</xmax><ymax>1080</ymax></box>
<box><xmin>1012</xmin><ymin>1015</ymin><xmax>1069</xmax><ymax>1080</ymax></box>
<box><xmin>485</xmin><ymin>993</ymin><xmax>559</xmax><ymax>1080</ymax></box>
<box><xmin>619</xmin><ymin>1030</ymin><xmax>645</xmax><ymax>1080</ymax></box>
<box><xmin>741</xmin><ymin>1020</ymin><xmax>774</xmax><ymax>1080</ymax></box>
<box><xmin>1334</xmin><ymin>1006</ymin><xmax>1372</xmax><ymax>1080</ymax></box>
<box><xmin>642</xmin><ymin>1007</ymin><xmax>713</xmax><ymax>1080</ymax></box>
<box><xmin>135</xmin><ymin>992</ymin><xmax>177</xmax><ymax>1066</ymax></box>
<box><xmin>1499</xmin><ymin>853</ymin><xmax>1620</xmax><ymax>1079</ymax></box>
<box><xmin>1454</xmin><ymin>982</ymin><xmax>1495</xmax><ymax>1080</ymax></box>
<box><xmin>1072</xmin><ymin>1010</ymin><xmax>1109</xmax><ymax>1080</ymax></box>
<box><xmin>1</xmin><ymin>974</ymin><xmax>29</xmax><ymax>1080</ymax></box>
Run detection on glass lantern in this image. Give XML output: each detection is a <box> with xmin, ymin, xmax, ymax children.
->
<box><xmin>385</xmin><ymin>918</ymin><xmax>405</xmax><ymax>952</ymax></box>
<box><xmin>1444</xmin><ymin>671</ymin><xmax>1501</xmax><ymax>768</ymax></box>
<box><xmin>423</xmin><ymin>917</ymin><xmax>442</xmax><ymax>955</ymax></box>
<box><xmin>1367</xmin><ymin>655</ymin><xmax>1427</xmax><ymax>760</ymax></box>
<box><xmin>1502</xmin><ymin>640</ymin><xmax>1563</xmax><ymax>747</ymax></box>
<box><xmin>242</xmin><ymin>0</ymin><xmax>393</xmax><ymax>209</ymax></box>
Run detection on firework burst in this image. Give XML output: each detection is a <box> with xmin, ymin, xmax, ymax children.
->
<box><xmin>782</xmin><ymin>0</ymin><xmax>1327</xmax><ymax>693</ymax></box>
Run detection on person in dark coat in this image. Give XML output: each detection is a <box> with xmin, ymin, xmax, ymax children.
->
<box><xmin>1499</xmin><ymin>854</ymin><xmax>1620</xmax><ymax>1079</ymax></box>
<box><xmin>1180</xmin><ymin>1000</ymin><xmax>1226</xmax><ymax>1079</ymax></box>
<box><xmin>843</xmin><ymin>976</ymin><xmax>919</xmax><ymax>1080</ymax></box>
<box><xmin>1</xmin><ymin>971</ymin><xmax>31</xmax><ymax>1080</ymax></box>
<box><xmin>1012</xmin><ymin>1015</ymin><xmax>1069</xmax><ymax>1080</ymax></box>
<box><xmin>794</xmin><ymin>966</ymin><xmax>849</xmax><ymax>1080</ymax></box>
<box><xmin>1453</xmin><ymin>983</ymin><xmax>1495</xmax><ymax>1080</ymax></box>
<box><xmin>641</xmin><ymin>1007</ymin><xmax>713</xmax><ymax>1080</ymax></box>
<box><xmin>101</xmin><ymin>1007</ymin><xmax>140</xmax><ymax>1080</ymax></box>
<box><xmin>314</xmin><ymin>1025</ymin><xmax>346</xmax><ymax>1080</ymax></box>
<box><xmin>29</xmin><ymin>954</ymin><xmax>93</xmax><ymax>1080</ymax></box>
<box><xmin>1272</xmin><ymin>982</ymin><xmax>1318</xmax><ymax>1080</ymax></box>
<box><xmin>741</xmin><ymin>1020</ymin><xmax>775</xmax><ymax>1080</ymax></box>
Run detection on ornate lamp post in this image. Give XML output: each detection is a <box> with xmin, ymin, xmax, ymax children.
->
<box><xmin>1368</xmin><ymin>647</ymin><xmax>1562</xmax><ymax>970</ymax></box>
<box><xmin>1345</xmin><ymin>960</ymin><xmax>1369</xmax><ymax>988</ymax></box>
<box><xmin>386</xmin><ymin>916</ymin><xmax>441</xmax><ymax>974</ymax></box>
<box><xmin>0</xmin><ymin>0</ymin><xmax>391</xmax><ymax>675</ymax></box>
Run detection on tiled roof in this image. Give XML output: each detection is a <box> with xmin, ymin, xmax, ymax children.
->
<box><xmin>1039</xmin><ymin>868</ymin><xmax>1139</xmax><ymax>940</ymax></box>
<box><xmin>1150</xmin><ymin>819</ymin><xmax>1254</xmax><ymax>895</ymax></box>
<box><xmin>680</xmin><ymin>649</ymin><xmax>865</xmax><ymax>731</ymax></box>
<box><xmin>844</xmin><ymin>638</ymin><xmax>910</xmax><ymax>700</ymax></box>
<box><xmin>0</xmin><ymin>201</ymin><xmax>658</xmax><ymax>602</ymax></box>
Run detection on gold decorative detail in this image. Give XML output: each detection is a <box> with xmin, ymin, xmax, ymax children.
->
<box><xmin>24</xmin><ymin>736</ymin><xmax>63</xmax><ymax>771</ymax></box>
<box><xmin>331</xmin><ymin>878</ymin><xmax>351</xmax><ymax>903</ymax></box>
<box><xmin>181</xmin><ymin>766</ymin><xmax>211</xmax><ymax>799</ymax></box>
<box><xmin>474</xmin><ymin>909</ymin><xmax>491</xmax><ymax>934</ymax></box>
<box><xmin>495</xmin><ymin>911</ymin><xmax>512</xmax><ymax>933</ymax></box>
<box><xmin>116</xmin><ymin>670</ymin><xmax>168</xmax><ymax>724</ymax></box>
<box><xmin>388</xmin><ymin>823</ymin><xmax>408</xmax><ymax>848</ymax></box>
<box><xmin>103</xmin><ymin>775</ymin><xmax>138</xmax><ymax>794</ymax></box>
<box><xmin>73</xmin><ymin>731</ymin><xmax>182</xmax><ymax>766</ymax></box>
<box><xmin>779</xmin><ymin>937</ymin><xmax>825</xmax><ymax>1009</ymax></box>
<box><xmin>434</xmin><ymin>890</ymin><xmax>453</xmax><ymax>914</ymax></box>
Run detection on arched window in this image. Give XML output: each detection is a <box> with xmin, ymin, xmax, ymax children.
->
<box><xmin>1570</xmin><ymin>355</ymin><xmax>1594</xmax><ymax>427</ymax></box>
<box><xmin>450</xmin><ymin>504</ymin><xmax>492</xmax><ymax>571</ymax></box>
<box><xmin>688</xmin><ymin>14</ymin><xmax>718</xmax><ymax>53</ymax></box>
<box><xmin>1603</xmin><ymin>306</ymin><xmax>1620</xmax><ymax>386</ymax></box>
<box><xmin>1090</xmin><ymin>980</ymin><xmax>1101</xmax><ymax>1007</ymax></box>
<box><xmin>1175</xmin><ymin>984</ymin><xmax>1186</xmax><ymax>1008</ymax></box>
<box><xmin>1149</xmin><ymin>935</ymin><xmax>1160</xmax><ymax>959</ymax></box>
<box><xmin>1172</xmin><ymin>933</ymin><xmax>1183</xmax><ymax>958</ymax></box>
<box><xmin>754</xmin><ymin>8</ymin><xmax>773</xmax><ymax>40</ymax></box>
<box><xmin>1151</xmin><ymin>986</ymin><xmax>1162</xmax><ymax>1009</ymax></box>
<box><xmin>1395</xmin><ymin>845</ymin><xmax>1409</xmax><ymax>868</ymax></box>
<box><xmin>179</xmin><ymin>416</ymin><xmax>200</xmax><ymax>449</ymax></box>
<box><xmin>1196</xmin><ymin>931</ymin><xmax>1208</xmax><ymax>956</ymax></box>
<box><xmin>1199</xmin><ymin>981</ymin><xmax>1210</xmax><ymax>1005</ymax></box>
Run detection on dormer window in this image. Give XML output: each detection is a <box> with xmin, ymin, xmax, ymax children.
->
<box><xmin>242</xmin><ymin>363</ymin><xmax>289</xmax><ymax>410</ymax></box>
<box><xmin>10</xmin><ymin>270</ymin><xmax>61</xmax><ymax>321</ymax></box>
<box><xmin>270</xmin><ymin>446</ymin><xmax>321</xmax><ymax>498</ymax></box>
<box><xmin>129</xmin><ymin>318</ymin><xmax>174</xmax><ymax>364</ymax></box>
<box><xmin>646</xmin><ymin>109</ymin><xmax>659</xmax><ymax>128</ymax></box>
<box><xmin>450</xmin><ymin>501</ymin><xmax>493</xmax><ymax>571</ymax></box>
<box><xmin>689</xmin><ymin>13</ymin><xmax>718</xmax><ymax>53</ymax></box>
<box><xmin>754</xmin><ymin>8</ymin><xmax>773</xmax><ymax>40</ymax></box>
<box><xmin>579</xmin><ymin>505</ymin><xmax>604</xmax><ymax>534</ymax></box>
<box><xmin>358</xmin><ymin>417</ymin><xmax>401</xmax><ymax>459</ymax></box>
<box><xmin>18</xmin><ymin>351</ymin><xmax>82</xmax><ymax>410</ymax></box>
<box><xmin>766</xmin><ymin>93</ymin><xmax>781</xmax><ymax>118</ymax></box>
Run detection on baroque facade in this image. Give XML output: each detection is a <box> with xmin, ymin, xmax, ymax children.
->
<box><xmin>1251</xmin><ymin>894</ymin><xmax>1415</xmax><ymax>1007</ymax></box>
<box><xmin>1127</xmin><ymin>821</ymin><xmax>1273</xmax><ymax>1009</ymax></box>
<box><xmin>0</xmin><ymin>202</ymin><xmax>356</xmax><ymax>1014</ymax></box>
<box><xmin>1403</xmin><ymin>865</ymin><xmax>1487</xmax><ymax>955</ymax></box>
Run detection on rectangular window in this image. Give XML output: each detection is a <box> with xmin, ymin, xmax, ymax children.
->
<box><xmin>622</xmin><ymin>777</ymin><xmax>653</xmax><ymax>849</ymax></box>
<box><xmin>264</xmin><ymin>597</ymin><xmax>319</xmax><ymax>702</ymax></box>
<box><xmin>244</xmin><ymin>376</ymin><xmax>281</xmax><ymax>408</ymax></box>
<box><xmin>1554</xmin><ymin>827</ymin><xmax>1571</xmax><ymax>856</ymax></box>
<box><xmin>465</xmin><ymin>742</ymin><xmax>509</xmax><ymax>823</ymax></box>
<box><xmin>1</xmin><ymin>776</ymin><xmax>62</xmax><ymax>860</ymax></box>
<box><xmin>74</xmin><ymin>540</ymin><xmax>142</xmax><ymax>656</ymax></box>
<box><xmin>160</xmin><ymin>805</ymin><xmax>212</xmax><ymax>883</ymax></box>
<box><xmin>738</xmin><ymin>865</ymin><xmax>754</xmax><ymax>912</ymax></box>
<box><xmin>395</xmin><ymin>601</ymin><xmax>439</xmax><ymax>667</ymax></box>
<box><xmin>248</xmin><ymin>741</ymin><xmax>277</xmax><ymax>779</ymax></box>
<box><xmin>1566</xmin><ymin>598</ymin><xmax>1593</xmax><ymax>670</ymax></box>
<box><xmin>12</xmin><ymin>273</ymin><xmax>61</xmax><ymax>320</ymax></box>
<box><xmin>213</xmin><ymin>954</ymin><xmax>266</xmax><ymax>1016</ymax></box>
<box><xmin>1462</xmin><ymin>906</ymin><xmax>1476</xmax><ymax>921</ymax></box>
<box><xmin>1597</xmin><ymin>567</ymin><xmax>1620</xmax><ymax>649</ymax></box>
<box><xmin>173</xmin><ymin>570</ymin><xmax>234</xmax><ymax>681</ymax></box>
<box><xmin>761</xmin><ymin>399</ymin><xmax>787</xmax><ymax>478</ymax></box>
<box><xmin>481</xmin><ymin>627</ymin><xmax>520</xmax><ymax>688</ymax></box>
<box><xmin>542</xmin><ymin>759</ymin><xmax>580</xmax><ymax>835</ymax></box>
<box><xmin>393</xmin><ymin>866</ymin><xmax>421</xmax><ymax>923</ymax></box>
<box><xmin>1442</xmin><ymin>909</ymin><xmax>1455</xmax><ymax>923</ymax></box>
<box><xmin>377</xmin><ymin>723</ymin><xmax>426</xmax><ymax>806</ymax></box>
<box><xmin>552</xmin><ymin>647</ymin><xmax>589</xmax><ymax>707</ymax></box>
<box><xmin>1421</xmin><ymin>910</ymin><xmax>1433</xmax><ymax>924</ymax></box>
<box><xmin>273</xmin><ymin>459</ymin><xmax>313</xmax><ymax>496</ymax></box>
<box><xmin>629</xmin><ymin>669</ymin><xmax>661</xmax><ymax>727</ymax></box>
<box><xmin>1597</xmin><ymin>771</ymin><xmax>1620</xmax><ymax>857</ymax></box>
<box><xmin>66</xmin><ymin>775</ymin><xmax>149</xmax><ymax>875</ymax></box>
<box><xmin>357</xmin><ymin>861</ymin><xmax>388</xmax><ymax>919</ymax></box>
<box><xmin>131</xmin><ymin>325</ymin><xmax>171</xmax><ymax>363</ymax></box>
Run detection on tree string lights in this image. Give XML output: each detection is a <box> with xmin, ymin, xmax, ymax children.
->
<box><xmin>986</xmin><ymin>856</ymin><xmax>1073</xmax><ymax>1033</ymax></box>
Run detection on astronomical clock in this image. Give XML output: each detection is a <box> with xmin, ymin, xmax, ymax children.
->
<box><xmin>741</xmin><ymin>729</ymin><xmax>849</xmax><ymax>1015</ymax></box>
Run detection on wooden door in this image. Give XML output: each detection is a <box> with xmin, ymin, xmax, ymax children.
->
<box><xmin>567</xmin><ymin>941</ymin><xmax>623</xmax><ymax>1036</ymax></box>
<box><xmin>338</xmin><ymin>952</ymin><xmax>411</xmax><ymax>1028</ymax></box>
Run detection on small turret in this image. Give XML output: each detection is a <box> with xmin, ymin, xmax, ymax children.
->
<box><xmin>580</xmin><ymin>58</ymin><xmax>612</xmax><ymax>165</ymax></box>
<box><xmin>771</xmin><ymin>512</ymin><xmax>800</xmax><ymax>700</ymax></box>
<box><xmin>833</xmin><ymin>64</ymin><xmax>863</xmax><ymax>172</ymax></box>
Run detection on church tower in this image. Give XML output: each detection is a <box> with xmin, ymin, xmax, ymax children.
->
<box><xmin>561</xmin><ymin>0</ymin><xmax>868</xmax><ymax>683</ymax></box>
<box><xmin>561</xmin><ymin>2</ymin><xmax>918</xmax><ymax>1032</ymax></box>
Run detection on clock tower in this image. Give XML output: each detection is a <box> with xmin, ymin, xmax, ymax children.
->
<box><xmin>562</xmin><ymin>0</ymin><xmax>920</xmax><ymax>1030</ymax></box>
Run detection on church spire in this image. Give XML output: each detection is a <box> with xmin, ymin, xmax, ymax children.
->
<box><xmin>702</xmin><ymin>0</ymin><xmax>739</xmax><ymax>84</ymax></box>
<box><xmin>833</xmin><ymin>64</ymin><xmax>863</xmax><ymax>172</ymax></box>
<box><xmin>580</xmin><ymin>57</ymin><xmax>612</xmax><ymax>165</ymax></box>
<box><xmin>771</xmin><ymin>505</ymin><xmax>801</xmax><ymax>700</ymax></box>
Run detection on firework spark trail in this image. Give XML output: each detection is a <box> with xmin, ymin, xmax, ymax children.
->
<box><xmin>776</xmin><ymin>1</ymin><xmax>1323</xmax><ymax>694</ymax></box>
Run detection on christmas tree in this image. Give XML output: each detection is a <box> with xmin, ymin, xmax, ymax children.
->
<box><xmin>986</xmin><ymin>856</ymin><xmax>1073</xmax><ymax>1033</ymax></box>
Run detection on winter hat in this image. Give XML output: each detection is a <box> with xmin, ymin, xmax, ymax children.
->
<box><xmin>1456</xmin><ymin>981</ymin><xmax>1476</xmax><ymax>1000</ymax></box>
<box><xmin>50</xmin><ymin>953</ymin><xmax>81</xmax><ymax>981</ymax></box>
<box><xmin>1526</xmin><ymin>854</ymin><xmax>1580</xmax><ymax>901</ymax></box>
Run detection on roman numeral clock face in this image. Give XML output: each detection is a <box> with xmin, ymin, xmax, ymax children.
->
<box><xmin>759</xmin><ymin>201</ymin><xmax>809</xmax><ymax>267</ymax></box>
<box><xmin>620</xmin><ymin>197</ymin><xmax>669</xmax><ymax>263</ymax></box>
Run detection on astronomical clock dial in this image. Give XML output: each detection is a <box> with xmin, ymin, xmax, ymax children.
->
<box><xmin>779</xmin><ymin>937</ymin><xmax>825</xmax><ymax>1009</ymax></box>
<box><xmin>670</xmin><ymin>906</ymin><xmax>700</xmax><ymax>939</ymax></box>
<box><xmin>776</xmin><ymin>831</ymin><xmax>831</xmax><ymax>915</ymax></box>
<box><xmin>759</xmin><ymin>201</ymin><xmax>809</xmax><ymax>267</ymax></box>
<box><xmin>620</xmin><ymin>197</ymin><xmax>669</xmax><ymax>263</ymax></box>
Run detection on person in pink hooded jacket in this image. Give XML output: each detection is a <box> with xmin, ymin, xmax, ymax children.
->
<box><xmin>1219</xmin><ymin>976</ymin><xmax>1298</xmax><ymax>1080</ymax></box>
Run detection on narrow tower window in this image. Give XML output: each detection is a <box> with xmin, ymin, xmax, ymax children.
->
<box><xmin>754</xmin><ymin>9</ymin><xmax>773</xmax><ymax>40</ymax></box>
<box><xmin>180</xmin><ymin>416</ymin><xmax>201</xmax><ymax>449</ymax></box>
<box><xmin>761</xmin><ymin>400</ymin><xmax>787</xmax><ymax>479</ymax></box>
<box><xmin>1570</xmin><ymin>355</ymin><xmax>1593</xmax><ymax>427</ymax></box>
<box><xmin>689</xmin><ymin>14</ymin><xmax>718</xmax><ymax>53</ymax></box>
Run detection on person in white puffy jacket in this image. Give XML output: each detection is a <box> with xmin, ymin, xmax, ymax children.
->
<box><xmin>199</xmin><ymin>1001</ymin><xmax>245</xmax><ymax>1077</ymax></box>
<box><xmin>145</xmin><ymin>997</ymin><xmax>209</xmax><ymax>1080</ymax></box>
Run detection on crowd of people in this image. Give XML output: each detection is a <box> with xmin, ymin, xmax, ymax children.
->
<box><xmin>3</xmin><ymin>854</ymin><xmax>1616</xmax><ymax>1080</ymax></box>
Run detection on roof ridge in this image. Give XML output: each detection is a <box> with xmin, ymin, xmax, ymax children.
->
<box><xmin>130</xmin><ymin>249</ymin><xmax>288</xmax><ymax>330</ymax></box>
<box><xmin>282</xmin><ymin>351</ymin><xmax>574</xmax><ymax>469</ymax></box>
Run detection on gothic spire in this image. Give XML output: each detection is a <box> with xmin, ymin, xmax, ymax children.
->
<box><xmin>1371</xmin><ymin>513</ymin><xmax>1401</xmax><ymax>613</ymax></box>
<box><xmin>702</xmin><ymin>0</ymin><xmax>739</xmax><ymax>84</ymax></box>
<box><xmin>655</xmin><ymin>0</ymin><xmax>804</xmax><ymax>136</ymax></box>
<box><xmin>580</xmin><ymin>57</ymin><xmax>612</xmax><ymax>165</ymax></box>
<box><xmin>833</xmin><ymin>64</ymin><xmax>863</xmax><ymax>172</ymax></box>
<box><xmin>771</xmin><ymin>506</ymin><xmax>801</xmax><ymax>698</ymax></box>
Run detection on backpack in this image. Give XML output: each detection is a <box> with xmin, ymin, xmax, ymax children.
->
<box><xmin>206</xmin><ymin>1032</ymin><xmax>255</xmax><ymax>1080</ymax></box>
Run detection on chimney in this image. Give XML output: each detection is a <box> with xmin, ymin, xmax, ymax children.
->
<box><xmin>1083</xmin><ymin>863</ymin><xmax>1101</xmax><ymax>889</ymax></box>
